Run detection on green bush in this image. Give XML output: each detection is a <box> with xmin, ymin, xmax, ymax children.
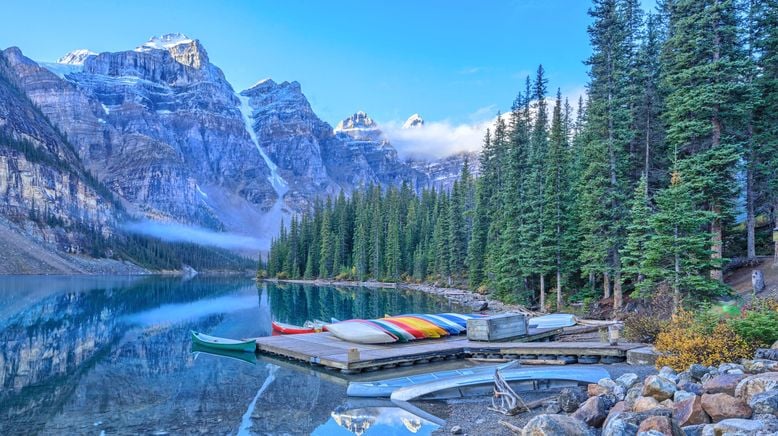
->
<box><xmin>728</xmin><ymin>307</ymin><xmax>778</xmax><ymax>349</ymax></box>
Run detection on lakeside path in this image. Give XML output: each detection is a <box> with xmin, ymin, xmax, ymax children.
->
<box><xmin>262</xmin><ymin>278</ymin><xmax>539</xmax><ymax>315</ymax></box>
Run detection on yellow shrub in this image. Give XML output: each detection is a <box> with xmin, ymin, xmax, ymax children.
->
<box><xmin>655</xmin><ymin>310</ymin><xmax>751</xmax><ymax>371</ymax></box>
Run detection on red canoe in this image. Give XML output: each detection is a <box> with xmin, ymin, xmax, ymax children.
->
<box><xmin>271</xmin><ymin>321</ymin><xmax>315</xmax><ymax>334</ymax></box>
<box><xmin>271</xmin><ymin>320</ymin><xmax>329</xmax><ymax>334</ymax></box>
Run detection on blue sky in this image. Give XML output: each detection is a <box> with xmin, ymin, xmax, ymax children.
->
<box><xmin>1</xmin><ymin>0</ymin><xmax>656</xmax><ymax>147</ymax></box>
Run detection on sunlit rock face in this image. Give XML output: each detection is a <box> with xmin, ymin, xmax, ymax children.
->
<box><xmin>4</xmin><ymin>36</ymin><xmax>278</xmax><ymax>230</ymax></box>
<box><xmin>0</xmin><ymin>48</ymin><xmax>117</xmax><ymax>253</ymax></box>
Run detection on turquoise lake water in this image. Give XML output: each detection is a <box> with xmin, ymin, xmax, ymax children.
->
<box><xmin>0</xmin><ymin>276</ymin><xmax>464</xmax><ymax>435</ymax></box>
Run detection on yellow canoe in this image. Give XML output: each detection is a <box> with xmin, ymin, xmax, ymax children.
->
<box><xmin>387</xmin><ymin>316</ymin><xmax>448</xmax><ymax>338</ymax></box>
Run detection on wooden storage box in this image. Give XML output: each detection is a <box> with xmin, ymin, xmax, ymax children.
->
<box><xmin>467</xmin><ymin>313</ymin><xmax>528</xmax><ymax>341</ymax></box>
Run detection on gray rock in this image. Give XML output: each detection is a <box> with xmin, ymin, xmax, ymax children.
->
<box><xmin>689</xmin><ymin>364</ymin><xmax>711</xmax><ymax>382</ymax></box>
<box><xmin>677</xmin><ymin>371</ymin><xmax>693</xmax><ymax>386</ymax></box>
<box><xmin>602</xmin><ymin>409</ymin><xmax>680</xmax><ymax>436</ymax></box>
<box><xmin>681</xmin><ymin>424</ymin><xmax>707</xmax><ymax>436</ymax></box>
<box><xmin>599</xmin><ymin>378</ymin><xmax>626</xmax><ymax>400</ymax></box>
<box><xmin>749</xmin><ymin>390</ymin><xmax>778</xmax><ymax>417</ymax></box>
<box><xmin>678</xmin><ymin>382</ymin><xmax>704</xmax><ymax>396</ymax></box>
<box><xmin>520</xmin><ymin>414</ymin><xmax>595</xmax><ymax>436</ymax></box>
<box><xmin>559</xmin><ymin>387</ymin><xmax>589</xmax><ymax>413</ymax></box>
<box><xmin>572</xmin><ymin>396</ymin><xmax>611</xmax><ymax>428</ymax></box>
<box><xmin>708</xmin><ymin>418</ymin><xmax>765</xmax><ymax>435</ymax></box>
<box><xmin>643</xmin><ymin>375</ymin><xmax>678</xmax><ymax>401</ymax></box>
<box><xmin>616</xmin><ymin>373</ymin><xmax>640</xmax><ymax>390</ymax></box>
<box><xmin>450</xmin><ymin>425</ymin><xmax>462</xmax><ymax>434</ymax></box>
<box><xmin>675</xmin><ymin>390</ymin><xmax>698</xmax><ymax>403</ymax></box>
<box><xmin>735</xmin><ymin>372</ymin><xmax>778</xmax><ymax>404</ymax></box>
<box><xmin>660</xmin><ymin>366</ymin><xmax>679</xmax><ymax>383</ymax></box>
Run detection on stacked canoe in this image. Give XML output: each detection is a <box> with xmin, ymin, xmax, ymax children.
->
<box><xmin>326</xmin><ymin>313</ymin><xmax>482</xmax><ymax>344</ymax></box>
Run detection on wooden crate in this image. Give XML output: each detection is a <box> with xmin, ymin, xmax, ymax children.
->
<box><xmin>467</xmin><ymin>313</ymin><xmax>528</xmax><ymax>341</ymax></box>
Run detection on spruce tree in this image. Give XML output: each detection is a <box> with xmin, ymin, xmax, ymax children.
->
<box><xmin>620</xmin><ymin>175</ymin><xmax>653</xmax><ymax>295</ymax></box>
<box><xmin>661</xmin><ymin>0</ymin><xmax>749</xmax><ymax>281</ymax></box>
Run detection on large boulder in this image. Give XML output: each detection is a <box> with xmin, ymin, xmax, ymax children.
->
<box><xmin>734</xmin><ymin>372</ymin><xmax>778</xmax><ymax>404</ymax></box>
<box><xmin>558</xmin><ymin>387</ymin><xmax>588</xmax><ymax>413</ymax></box>
<box><xmin>749</xmin><ymin>389</ymin><xmax>778</xmax><ymax>417</ymax></box>
<box><xmin>703</xmin><ymin>418</ymin><xmax>770</xmax><ymax>435</ymax></box>
<box><xmin>602</xmin><ymin>409</ymin><xmax>682</xmax><ymax>436</ymax></box>
<box><xmin>571</xmin><ymin>396</ymin><xmax>611</xmax><ymax>428</ymax></box>
<box><xmin>520</xmin><ymin>413</ymin><xmax>594</xmax><ymax>436</ymax></box>
<box><xmin>673</xmin><ymin>395</ymin><xmax>710</xmax><ymax>426</ymax></box>
<box><xmin>702</xmin><ymin>374</ymin><xmax>747</xmax><ymax>396</ymax></box>
<box><xmin>643</xmin><ymin>375</ymin><xmax>677</xmax><ymax>401</ymax></box>
<box><xmin>742</xmin><ymin>359</ymin><xmax>778</xmax><ymax>374</ymax></box>
<box><xmin>700</xmin><ymin>393</ymin><xmax>752</xmax><ymax>422</ymax></box>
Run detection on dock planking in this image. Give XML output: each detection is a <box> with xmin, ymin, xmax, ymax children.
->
<box><xmin>252</xmin><ymin>328</ymin><xmax>645</xmax><ymax>373</ymax></box>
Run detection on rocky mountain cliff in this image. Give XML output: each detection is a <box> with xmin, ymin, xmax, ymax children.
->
<box><xmin>0</xmin><ymin>34</ymin><xmax>477</xmax><ymax>266</ymax></box>
<box><xmin>0</xmin><ymin>48</ymin><xmax>119</xmax><ymax>257</ymax></box>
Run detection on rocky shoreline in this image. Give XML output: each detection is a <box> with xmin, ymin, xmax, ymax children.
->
<box><xmin>434</xmin><ymin>347</ymin><xmax>778</xmax><ymax>435</ymax></box>
<box><xmin>266</xmin><ymin>278</ymin><xmax>531</xmax><ymax>314</ymax></box>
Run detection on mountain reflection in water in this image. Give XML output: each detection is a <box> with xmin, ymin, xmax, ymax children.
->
<box><xmin>0</xmin><ymin>277</ymin><xmax>456</xmax><ymax>435</ymax></box>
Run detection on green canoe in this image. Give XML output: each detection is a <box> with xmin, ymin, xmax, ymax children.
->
<box><xmin>190</xmin><ymin>330</ymin><xmax>256</xmax><ymax>353</ymax></box>
<box><xmin>191</xmin><ymin>342</ymin><xmax>257</xmax><ymax>364</ymax></box>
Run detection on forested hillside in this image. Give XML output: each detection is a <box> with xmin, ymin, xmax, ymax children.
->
<box><xmin>265</xmin><ymin>0</ymin><xmax>778</xmax><ymax>312</ymax></box>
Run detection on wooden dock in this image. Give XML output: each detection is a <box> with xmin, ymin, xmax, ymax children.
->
<box><xmin>253</xmin><ymin>329</ymin><xmax>645</xmax><ymax>373</ymax></box>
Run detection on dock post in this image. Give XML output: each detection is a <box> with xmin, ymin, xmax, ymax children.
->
<box><xmin>347</xmin><ymin>347</ymin><xmax>360</xmax><ymax>362</ymax></box>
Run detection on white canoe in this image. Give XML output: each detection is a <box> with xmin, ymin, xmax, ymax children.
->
<box><xmin>528</xmin><ymin>313</ymin><xmax>578</xmax><ymax>329</ymax></box>
<box><xmin>390</xmin><ymin>365</ymin><xmax>609</xmax><ymax>401</ymax></box>
<box><xmin>327</xmin><ymin>321</ymin><xmax>398</xmax><ymax>344</ymax></box>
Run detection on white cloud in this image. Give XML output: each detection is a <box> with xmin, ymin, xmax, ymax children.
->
<box><xmin>381</xmin><ymin>116</ymin><xmax>499</xmax><ymax>160</ymax></box>
<box><xmin>122</xmin><ymin>220</ymin><xmax>264</xmax><ymax>252</ymax></box>
<box><xmin>380</xmin><ymin>86</ymin><xmax>587</xmax><ymax>161</ymax></box>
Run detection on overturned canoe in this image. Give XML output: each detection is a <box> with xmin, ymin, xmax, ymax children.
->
<box><xmin>348</xmin><ymin>364</ymin><xmax>506</xmax><ymax>397</ymax></box>
<box><xmin>528</xmin><ymin>314</ymin><xmax>577</xmax><ymax>329</ymax></box>
<box><xmin>326</xmin><ymin>320</ymin><xmax>398</xmax><ymax>344</ymax></box>
<box><xmin>190</xmin><ymin>330</ymin><xmax>256</xmax><ymax>353</ymax></box>
<box><xmin>389</xmin><ymin>365</ymin><xmax>610</xmax><ymax>401</ymax></box>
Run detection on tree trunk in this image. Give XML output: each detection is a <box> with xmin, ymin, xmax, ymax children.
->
<box><xmin>711</xmin><ymin>210</ymin><xmax>723</xmax><ymax>282</ymax></box>
<box><xmin>645</xmin><ymin>109</ymin><xmax>651</xmax><ymax>196</ymax></box>
<box><xmin>674</xmin><ymin>224</ymin><xmax>681</xmax><ymax>314</ymax></box>
<box><xmin>746</xmin><ymin>123</ymin><xmax>756</xmax><ymax>260</ymax></box>
<box><xmin>539</xmin><ymin>274</ymin><xmax>546</xmax><ymax>313</ymax></box>
<box><xmin>613</xmin><ymin>253</ymin><xmax>623</xmax><ymax>312</ymax></box>
<box><xmin>774</xmin><ymin>201</ymin><xmax>778</xmax><ymax>265</ymax></box>
<box><xmin>589</xmin><ymin>272</ymin><xmax>595</xmax><ymax>293</ymax></box>
<box><xmin>710</xmin><ymin>15</ymin><xmax>724</xmax><ymax>282</ymax></box>
<box><xmin>556</xmin><ymin>269</ymin><xmax>563</xmax><ymax>310</ymax></box>
<box><xmin>603</xmin><ymin>271</ymin><xmax>611</xmax><ymax>299</ymax></box>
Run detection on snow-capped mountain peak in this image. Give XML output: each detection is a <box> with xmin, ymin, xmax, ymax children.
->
<box><xmin>335</xmin><ymin>111</ymin><xmax>377</xmax><ymax>132</ymax></box>
<box><xmin>136</xmin><ymin>33</ymin><xmax>195</xmax><ymax>51</ymax></box>
<box><xmin>403</xmin><ymin>113</ymin><xmax>424</xmax><ymax>129</ymax></box>
<box><xmin>56</xmin><ymin>49</ymin><xmax>97</xmax><ymax>65</ymax></box>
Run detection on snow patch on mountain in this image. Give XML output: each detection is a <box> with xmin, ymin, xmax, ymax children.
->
<box><xmin>57</xmin><ymin>49</ymin><xmax>97</xmax><ymax>65</ymax></box>
<box><xmin>237</xmin><ymin>94</ymin><xmax>288</xmax><ymax>197</ymax></box>
<box><xmin>136</xmin><ymin>33</ymin><xmax>194</xmax><ymax>51</ymax></box>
